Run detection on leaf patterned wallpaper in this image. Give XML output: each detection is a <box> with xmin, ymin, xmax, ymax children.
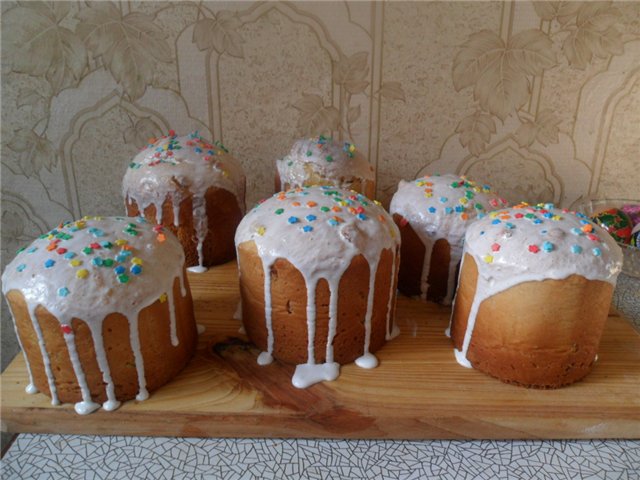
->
<box><xmin>1</xmin><ymin>1</ymin><xmax>639</xmax><ymax>368</ymax></box>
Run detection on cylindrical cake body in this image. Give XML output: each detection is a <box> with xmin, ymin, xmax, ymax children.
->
<box><xmin>450</xmin><ymin>203</ymin><xmax>623</xmax><ymax>388</ymax></box>
<box><xmin>390</xmin><ymin>174</ymin><xmax>507</xmax><ymax>305</ymax></box>
<box><xmin>275</xmin><ymin>137</ymin><xmax>376</xmax><ymax>198</ymax></box>
<box><xmin>235</xmin><ymin>186</ymin><xmax>400</xmax><ymax>388</ymax></box>
<box><xmin>123</xmin><ymin>132</ymin><xmax>246</xmax><ymax>269</ymax></box>
<box><xmin>1</xmin><ymin>216</ymin><xmax>197</xmax><ymax>413</ymax></box>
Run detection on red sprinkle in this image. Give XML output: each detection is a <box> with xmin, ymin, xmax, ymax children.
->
<box><xmin>60</xmin><ymin>325</ymin><xmax>72</xmax><ymax>335</ymax></box>
<box><xmin>89</xmin><ymin>243</ymin><xmax>101</xmax><ymax>249</ymax></box>
<box><xmin>168</xmin><ymin>129</ymin><xmax>176</xmax><ymax>137</ymax></box>
<box><xmin>399</xmin><ymin>218</ymin><xmax>409</xmax><ymax>227</ymax></box>
<box><xmin>56</xmin><ymin>248</ymin><xmax>67</xmax><ymax>255</ymax></box>
<box><xmin>528</xmin><ymin>245</ymin><xmax>540</xmax><ymax>253</ymax></box>
<box><xmin>587</xmin><ymin>233</ymin><xmax>600</xmax><ymax>242</ymax></box>
<box><xmin>514</xmin><ymin>213</ymin><xmax>524</xmax><ymax>219</ymax></box>
<box><xmin>491</xmin><ymin>243</ymin><xmax>501</xmax><ymax>252</ymax></box>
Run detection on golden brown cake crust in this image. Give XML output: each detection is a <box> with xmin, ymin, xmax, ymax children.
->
<box><xmin>238</xmin><ymin>241</ymin><xmax>397</xmax><ymax>365</ymax></box>
<box><xmin>7</xmin><ymin>274</ymin><xmax>197</xmax><ymax>404</ymax></box>
<box><xmin>126</xmin><ymin>186</ymin><xmax>242</xmax><ymax>267</ymax></box>
<box><xmin>451</xmin><ymin>253</ymin><xmax>613</xmax><ymax>388</ymax></box>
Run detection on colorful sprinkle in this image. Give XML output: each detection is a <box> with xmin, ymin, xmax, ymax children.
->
<box><xmin>305</xmin><ymin>215</ymin><xmax>317</xmax><ymax>222</ymax></box>
<box><xmin>60</xmin><ymin>324</ymin><xmax>72</xmax><ymax>335</ymax></box>
<box><xmin>131</xmin><ymin>257</ymin><xmax>143</xmax><ymax>265</ymax></box>
<box><xmin>44</xmin><ymin>259</ymin><xmax>55</xmax><ymax>268</ymax></box>
<box><xmin>357</xmin><ymin>213</ymin><xmax>368</xmax><ymax>220</ymax></box>
<box><xmin>58</xmin><ymin>287</ymin><xmax>70</xmax><ymax>297</ymax></box>
<box><xmin>542</xmin><ymin>241</ymin><xmax>555</xmax><ymax>252</ymax></box>
<box><xmin>592</xmin><ymin>247</ymin><xmax>602</xmax><ymax>257</ymax></box>
<box><xmin>76</xmin><ymin>269</ymin><xmax>89</xmax><ymax>279</ymax></box>
<box><xmin>528</xmin><ymin>245</ymin><xmax>540</xmax><ymax>254</ymax></box>
<box><xmin>16</xmin><ymin>264</ymin><xmax>26</xmax><ymax>272</ymax></box>
<box><xmin>491</xmin><ymin>243</ymin><xmax>501</xmax><ymax>252</ymax></box>
<box><xmin>571</xmin><ymin>245</ymin><xmax>583</xmax><ymax>254</ymax></box>
<box><xmin>287</xmin><ymin>216</ymin><xmax>299</xmax><ymax>224</ymax></box>
<box><xmin>92</xmin><ymin>257</ymin><xmax>103</xmax><ymax>266</ymax></box>
<box><xmin>302</xmin><ymin>225</ymin><xmax>313</xmax><ymax>233</ymax></box>
<box><xmin>131</xmin><ymin>265</ymin><xmax>142</xmax><ymax>275</ymax></box>
<box><xmin>483</xmin><ymin>255</ymin><xmax>494</xmax><ymax>264</ymax></box>
<box><xmin>117</xmin><ymin>274</ymin><xmax>130</xmax><ymax>284</ymax></box>
<box><xmin>115</xmin><ymin>266</ymin><xmax>126</xmax><ymax>274</ymax></box>
<box><xmin>159</xmin><ymin>293</ymin><xmax>168</xmax><ymax>303</ymax></box>
<box><xmin>275</xmin><ymin>208</ymin><xmax>284</xmax><ymax>215</ymax></box>
<box><xmin>69</xmin><ymin>259</ymin><xmax>82</xmax><ymax>267</ymax></box>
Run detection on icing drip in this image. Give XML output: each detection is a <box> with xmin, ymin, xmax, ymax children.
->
<box><xmin>276</xmin><ymin>136</ymin><xmax>374</xmax><ymax>191</ymax></box>
<box><xmin>122</xmin><ymin>132</ymin><xmax>245</xmax><ymax>272</ymax></box>
<box><xmin>1</xmin><ymin>216</ymin><xmax>187</xmax><ymax>413</ymax></box>
<box><xmin>61</xmin><ymin>326</ymin><xmax>100</xmax><ymax>415</ymax></box>
<box><xmin>390</xmin><ymin>174</ymin><xmax>507</xmax><ymax>304</ymax></box>
<box><xmin>355</xmin><ymin>257</ymin><xmax>380</xmax><ymax>369</ymax></box>
<box><xmin>27</xmin><ymin>303</ymin><xmax>59</xmax><ymax>405</ymax></box>
<box><xmin>6</xmin><ymin>303</ymin><xmax>37</xmax><ymax>395</ymax></box>
<box><xmin>452</xmin><ymin>203</ymin><xmax>623</xmax><ymax>368</ymax></box>
<box><xmin>236</xmin><ymin>186</ymin><xmax>400</xmax><ymax>388</ymax></box>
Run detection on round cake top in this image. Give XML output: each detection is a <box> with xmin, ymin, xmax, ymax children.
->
<box><xmin>123</xmin><ymin>131</ymin><xmax>245</xmax><ymax>207</ymax></box>
<box><xmin>235</xmin><ymin>186</ymin><xmax>399</xmax><ymax>275</ymax></box>
<box><xmin>276</xmin><ymin>136</ymin><xmax>374</xmax><ymax>188</ymax></box>
<box><xmin>389</xmin><ymin>174</ymin><xmax>508</xmax><ymax>246</ymax></box>
<box><xmin>464</xmin><ymin>203</ymin><xmax>623</xmax><ymax>285</ymax></box>
<box><xmin>2</xmin><ymin>216</ymin><xmax>185</xmax><ymax>323</ymax></box>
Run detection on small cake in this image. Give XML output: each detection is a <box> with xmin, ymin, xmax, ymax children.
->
<box><xmin>450</xmin><ymin>203</ymin><xmax>623</xmax><ymax>388</ymax></box>
<box><xmin>235</xmin><ymin>186</ymin><xmax>400</xmax><ymax>388</ymax></box>
<box><xmin>1</xmin><ymin>216</ymin><xmax>197</xmax><ymax>414</ymax></box>
<box><xmin>123</xmin><ymin>131</ymin><xmax>246</xmax><ymax>272</ymax></box>
<box><xmin>275</xmin><ymin>136</ymin><xmax>375</xmax><ymax>198</ymax></box>
<box><xmin>389</xmin><ymin>174</ymin><xmax>507</xmax><ymax>304</ymax></box>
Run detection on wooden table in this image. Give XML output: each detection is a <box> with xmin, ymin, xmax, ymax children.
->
<box><xmin>2</xmin><ymin>262</ymin><xmax>639</xmax><ymax>439</ymax></box>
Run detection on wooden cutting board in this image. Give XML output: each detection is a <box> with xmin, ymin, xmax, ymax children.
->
<box><xmin>2</xmin><ymin>262</ymin><xmax>639</xmax><ymax>439</ymax></box>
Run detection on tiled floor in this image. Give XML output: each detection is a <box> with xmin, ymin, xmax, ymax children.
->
<box><xmin>2</xmin><ymin>435</ymin><xmax>639</xmax><ymax>479</ymax></box>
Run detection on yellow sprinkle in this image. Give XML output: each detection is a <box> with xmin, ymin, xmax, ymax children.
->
<box><xmin>552</xmin><ymin>215</ymin><xmax>562</xmax><ymax>221</ymax></box>
<box><xmin>459</xmin><ymin>197</ymin><xmax>468</xmax><ymax>205</ymax></box>
<box><xmin>483</xmin><ymin>255</ymin><xmax>494</xmax><ymax>264</ymax></box>
<box><xmin>349</xmin><ymin>144</ymin><xmax>356</xmax><ymax>153</ymax></box>
<box><xmin>416</xmin><ymin>181</ymin><xmax>425</xmax><ymax>187</ymax></box>
<box><xmin>489</xmin><ymin>211</ymin><xmax>499</xmax><ymax>218</ymax></box>
<box><xmin>76</xmin><ymin>269</ymin><xmax>89</xmax><ymax>279</ymax></box>
<box><xmin>217</xmin><ymin>150</ymin><xmax>224</xmax><ymax>156</ymax></box>
<box><xmin>222</xmin><ymin>170</ymin><xmax>229</xmax><ymax>177</ymax></box>
<box><xmin>256</xmin><ymin>226</ymin><xmax>266</xmax><ymax>236</ymax></box>
<box><xmin>424</xmin><ymin>193</ymin><xmax>433</xmax><ymax>198</ymax></box>
<box><xmin>83</xmin><ymin>215</ymin><xmax>92</xmax><ymax>221</ymax></box>
<box><xmin>159</xmin><ymin>293</ymin><xmax>167</xmax><ymax>303</ymax></box>
<box><xmin>75</xmin><ymin>220</ymin><xmax>86</xmax><ymax>229</ymax></box>
<box><xmin>131</xmin><ymin>257</ymin><xmax>143</xmax><ymax>265</ymax></box>
<box><xmin>70</xmin><ymin>259</ymin><xmax>82</xmax><ymax>267</ymax></box>
<box><xmin>373</xmin><ymin>200</ymin><xmax>382</xmax><ymax>206</ymax></box>
<box><xmin>115</xmin><ymin>239</ymin><xmax>127</xmax><ymax>246</ymax></box>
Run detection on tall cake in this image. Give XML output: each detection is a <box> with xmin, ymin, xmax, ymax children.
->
<box><xmin>450</xmin><ymin>203</ymin><xmax>623</xmax><ymax>387</ymax></box>
<box><xmin>390</xmin><ymin>174</ymin><xmax>507</xmax><ymax>304</ymax></box>
<box><xmin>275</xmin><ymin>136</ymin><xmax>375</xmax><ymax>198</ymax></box>
<box><xmin>235</xmin><ymin>186</ymin><xmax>400</xmax><ymax>388</ymax></box>
<box><xmin>1</xmin><ymin>216</ymin><xmax>197</xmax><ymax>413</ymax></box>
<box><xmin>123</xmin><ymin>131</ymin><xmax>245</xmax><ymax>272</ymax></box>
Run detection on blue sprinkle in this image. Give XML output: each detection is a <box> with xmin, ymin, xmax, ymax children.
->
<box><xmin>592</xmin><ymin>247</ymin><xmax>602</xmax><ymax>257</ymax></box>
<box><xmin>544</xmin><ymin>203</ymin><xmax>554</xmax><ymax>210</ymax></box>
<box><xmin>136</xmin><ymin>216</ymin><xmax>147</xmax><ymax>224</ymax></box>
<box><xmin>302</xmin><ymin>225</ymin><xmax>313</xmax><ymax>233</ymax></box>
<box><xmin>131</xmin><ymin>265</ymin><xmax>142</xmax><ymax>275</ymax></box>
<box><xmin>571</xmin><ymin>227</ymin><xmax>584</xmax><ymax>236</ymax></box>
<box><xmin>445</xmin><ymin>207</ymin><xmax>453</xmax><ymax>215</ymax></box>
<box><xmin>455</xmin><ymin>205</ymin><xmax>464</xmax><ymax>213</ymax></box>
<box><xmin>27</xmin><ymin>247</ymin><xmax>38</xmax><ymax>253</ymax></box>
<box><xmin>357</xmin><ymin>213</ymin><xmax>368</xmax><ymax>220</ymax></box>
<box><xmin>120</xmin><ymin>250</ymin><xmax>132</xmax><ymax>258</ymax></box>
<box><xmin>439</xmin><ymin>197</ymin><xmax>448</xmax><ymax>203</ymax></box>
<box><xmin>287</xmin><ymin>216</ymin><xmax>299</xmax><ymax>224</ymax></box>
<box><xmin>533</xmin><ymin>219</ymin><xmax>543</xmax><ymax>224</ymax></box>
<box><xmin>16</xmin><ymin>264</ymin><xmax>27</xmax><ymax>272</ymax></box>
<box><xmin>194</xmin><ymin>147</ymin><xmax>202</xmax><ymax>153</ymax></box>
<box><xmin>328</xmin><ymin>219</ymin><xmax>339</xmax><ymax>226</ymax></box>
<box><xmin>542</xmin><ymin>241</ymin><xmax>555</xmax><ymax>252</ymax></box>
<box><xmin>428</xmin><ymin>207</ymin><xmax>436</xmax><ymax>214</ymax></box>
<box><xmin>491</xmin><ymin>219</ymin><xmax>501</xmax><ymax>225</ymax></box>
<box><xmin>580</xmin><ymin>219</ymin><xmax>590</xmax><ymax>225</ymax></box>
<box><xmin>571</xmin><ymin>245</ymin><xmax>583</xmax><ymax>254</ymax></box>
<box><xmin>479</xmin><ymin>231</ymin><xmax>485</xmax><ymax>236</ymax></box>
<box><xmin>540</xmin><ymin>230</ymin><xmax>548</xmax><ymax>235</ymax></box>
<box><xmin>92</xmin><ymin>257</ymin><xmax>103</xmax><ymax>267</ymax></box>
<box><xmin>543</xmin><ymin>213</ymin><xmax>553</xmax><ymax>219</ymax></box>
<box><xmin>116</xmin><ymin>254</ymin><xmax>127</xmax><ymax>263</ymax></box>
<box><xmin>58</xmin><ymin>287</ymin><xmax>70</xmax><ymax>297</ymax></box>
<box><xmin>305</xmin><ymin>215</ymin><xmax>317</xmax><ymax>222</ymax></box>
<box><xmin>115</xmin><ymin>265</ymin><xmax>126</xmax><ymax>274</ymax></box>
<box><xmin>505</xmin><ymin>222</ymin><xmax>515</xmax><ymax>229</ymax></box>
<box><xmin>477</xmin><ymin>212</ymin><xmax>486</xmax><ymax>219</ymax></box>
<box><xmin>44</xmin><ymin>259</ymin><xmax>55</xmax><ymax>268</ymax></box>
<box><xmin>208</xmin><ymin>150</ymin><xmax>215</xmax><ymax>155</ymax></box>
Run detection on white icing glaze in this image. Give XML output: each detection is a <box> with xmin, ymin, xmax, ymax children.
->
<box><xmin>235</xmin><ymin>186</ymin><xmax>400</xmax><ymax>388</ymax></box>
<box><xmin>276</xmin><ymin>136</ymin><xmax>374</xmax><ymax>191</ymax></box>
<box><xmin>1</xmin><ymin>216</ymin><xmax>188</xmax><ymax>413</ymax></box>
<box><xmin>452</xmin><ymin>203</ymin><xmax>623</xmax><ymax>368</ymax></box>
<box><xmin>390</xmin><ymin>174</ymin><xmax>507</xmax><ymax>305</ymax></box>
<box><xmin>123</xmin><ymin>132</ymin><xmax>245</xmax><ymax>270</ymax></box>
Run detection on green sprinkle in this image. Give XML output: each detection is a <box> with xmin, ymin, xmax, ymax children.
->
<box><xmin>320</xmin><ymin>206</ymin><xmax>330</xmax><ymax>212</ymax></box>
<box><xmin>275</xmin><ymin>208</ymin><xmax>284</xmax><ymax>215</ymax></box>
<box><xmin>325</xmin><ymin>155</ymin><xmax>333</xmax><ymax>162</ymax></box>
<box><xmin>117</xmin><ymin>274</ymin><xmax>130</xmax><ymax>284</ymax></box>
<box><xmin>306</xmin><ymin>151</ymin><xmax>312</xmax><ymax>157</ymax></box>
<box><xmin>82</xmin><ymin>247</ymin><xmax>93</xmax><ymax>255</ymax></box>
<box><xmin>17</xmin><ymin>247</ymin><xmax>26</xmax><ymax>254</ymax></box>
<box><xmin>103</xmin><ymin>258</ymin><xmax>114</xmax><ymax>267</ymax></box>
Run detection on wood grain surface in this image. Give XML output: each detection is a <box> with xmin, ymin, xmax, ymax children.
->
<box><xmin>2</xmin><ymin>262</ymin><xmax>639</xmax><ymax>439</ymax></box>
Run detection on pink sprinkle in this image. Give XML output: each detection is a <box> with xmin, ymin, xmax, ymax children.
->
<box><xmin>400</xmin><ymin>218</ymin><xmax>409</xmax><ymax>227</ymax></box>
<box><xmin>528</xmin><ymin>245</ymin><xmax>540</xmax><ymax>254</ymax></box>
<box><xmin>491</xmin><ymin>243</ymin><xmax>501</xmax><ymax>252</ymax></box>
<box><xmin>489</xmin><ymin>199</ymin><xmax>498</xmax><ymax>207</ymax></box>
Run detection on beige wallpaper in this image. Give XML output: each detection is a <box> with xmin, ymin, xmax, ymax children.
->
<box><xmin>1</xmin><ymin>0</ymin><xmax>639</xmax><ymax>368</ymax></box>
